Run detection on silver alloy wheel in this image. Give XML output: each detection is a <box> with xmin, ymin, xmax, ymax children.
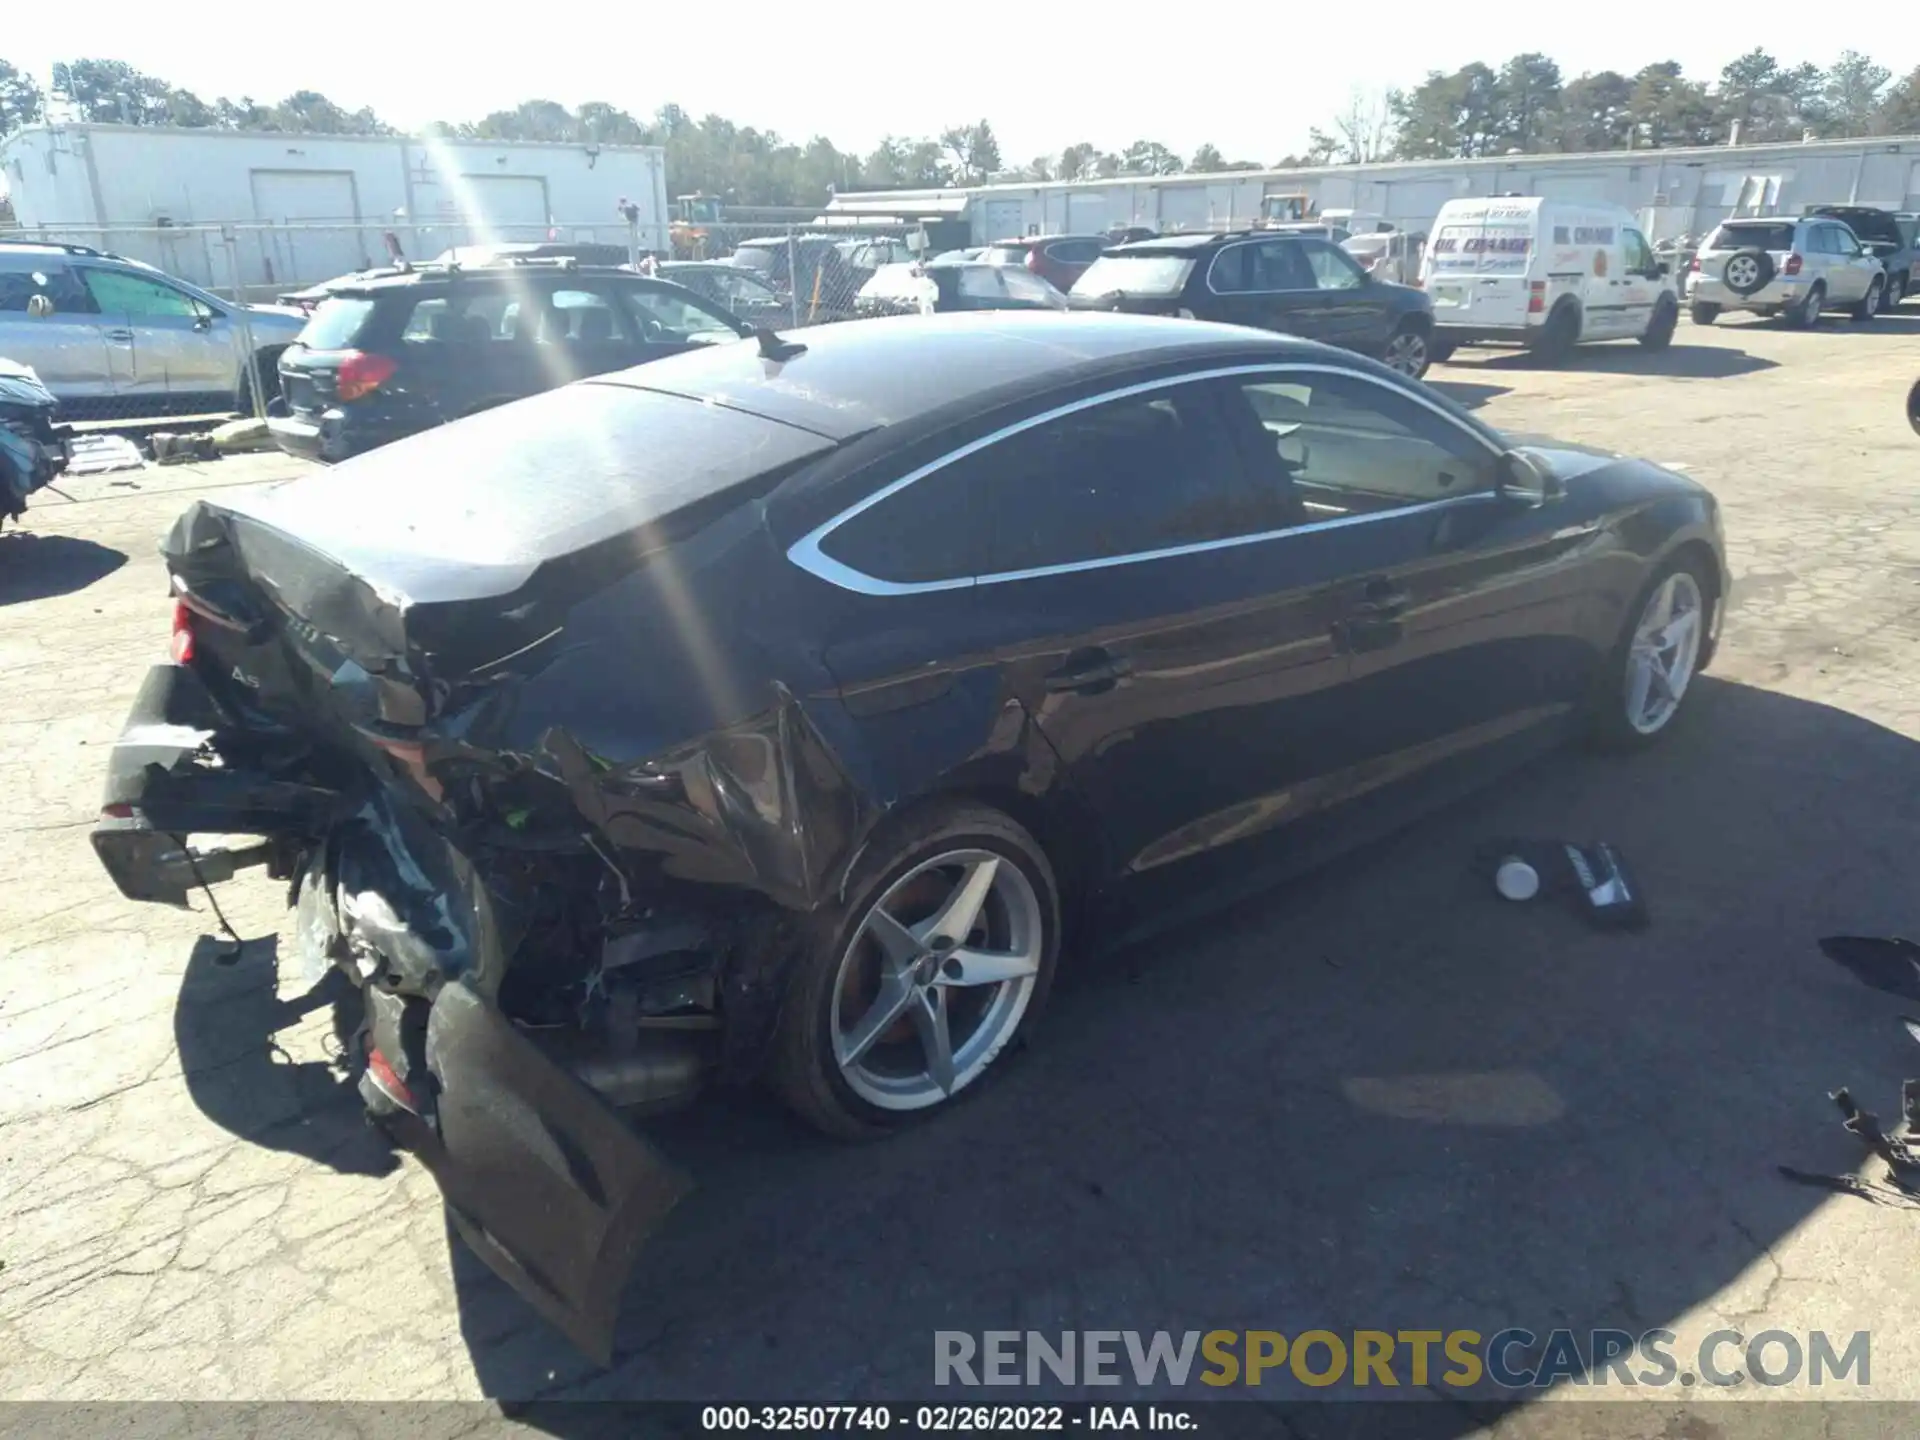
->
<box><xmin>1890</xmin><ymin>276</ymin><xmax>1906</xmax><ymax>307</ymax></box>
<box><xmin>830</xmin><ymin>848</ymin><xmax>1043</xmax><ymax>1111</ymax></box>
<box><xmin>1624</xmin><ymin>571</ymin><xmax>1704</xmax><ymax>735</ymax></box>
<box><xmin>1383</xmin><ymin>329</ymin><xmax>1428</xmax><ymax>377</ymax></box>
<box><xmin>1866</xmin><ymin>279</ymin><xmax>1883</xmax><ymax>315</ymax></box>
<box><xmin>1725</xmin><ymin>254</ymin><xmax>1761</xmax><ymax>290</ymax></box>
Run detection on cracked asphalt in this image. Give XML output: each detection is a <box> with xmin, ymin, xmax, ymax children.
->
<box><xmin>4</xmin><ymin>314</ymin><xmax>1920</xmax><ymax>1429</ymax></box>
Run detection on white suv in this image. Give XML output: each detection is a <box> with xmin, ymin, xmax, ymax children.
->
<box><xmin>1688</xmin><ymin>216</ymin><xmax>1886</xmax><ymax>326</ymax></box>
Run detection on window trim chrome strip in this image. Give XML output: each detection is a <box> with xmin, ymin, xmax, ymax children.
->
<box><xmin>786</xmin><ymin>361</ymin><xmax>1505</xmax><ymax>599</ymax></box>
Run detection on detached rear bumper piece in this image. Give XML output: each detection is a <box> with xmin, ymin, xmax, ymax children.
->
<box><xmin>91</xmin><ymin>663</ymin><xmax>338</xmax><ymax>905</ymax></box>
<box><xmin>401</xmin><ymin>982</ymin><xmax>692</xmax><ymax>1366</ymax></box>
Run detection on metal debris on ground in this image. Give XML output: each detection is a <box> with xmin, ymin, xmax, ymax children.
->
<box><xmin>61</xmin><ymin>434</ymin><xmax>147</xmax><ymax>476</ymax></box>
<box><xmin>148</xmin><ymin>432</ymin><xmax>219</xmax><ymax>465</ymax></box>
<box><xmin>210</xmin><ymin>418</ymin><xmax>275</xmax><ymax>454</ymax></box>
<box><xmin>1474</xmin><ymin>838</ymin><xmax>1649</xmax><ymax>930</ymax></box>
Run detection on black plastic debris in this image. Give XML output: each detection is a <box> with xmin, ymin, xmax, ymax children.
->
<box><xmin>1818</xmin><ymin>935</ymin><xmax>1920</xmax><ymax>1002</ymax></box>
<box><xmin>1474</xmin><ymin>838</ymin><xmax>1649</xmax><ymax>931</ymax></box>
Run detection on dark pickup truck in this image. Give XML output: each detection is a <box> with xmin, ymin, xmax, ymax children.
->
<box><xmin>1805</xmin><ymin>205</ymin><xmax>1918</xmax><ymax>306</ymax></box>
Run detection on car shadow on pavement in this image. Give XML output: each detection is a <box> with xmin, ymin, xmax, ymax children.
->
<box><xmin>1425</xmin><ymin>379</ymin><xmax>1512</xmax><ymax>410</ymax></box>
<box><xmin>0</xmin><ymin>533</ymin><xmax>126</xmax><ymax>606</ymax></box>
<box><xmin>173</xmin><ymin>935</ymin><xmax>396</xmax><ymax>1179</ymax></box>
<box><xmin>234</xmin><ymin>677</ymin><xmax>1910</xmax><ymax>1421</ymax></box>
<box><xmin>1476</xmin><ymin>344</ymin><xmax>1777</xmax><ymax>379</ymax></box>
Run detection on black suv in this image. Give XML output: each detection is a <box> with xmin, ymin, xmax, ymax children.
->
<box><xmin>271</xmin><ymin>262</ymin><xmax>752</xmax><ymax>462</ymax></box>
<box><xmin>1065</xmin><ymin>231</ymin><xmax>1436</xmax><ymax>379</ymax></box>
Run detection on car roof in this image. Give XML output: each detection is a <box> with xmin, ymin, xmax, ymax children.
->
<box><xmin>328</xmin><ymin>264</ymin><xmax>655</xmax><ymax>295</ymax></box>
<box><xmin>596</xmin><ymin>310</ymin><xmax>1318</xmax><ymax>442</ymax></box>
<box><xmin>988</xmin><ymin>234</ymin><xmax>1105</xmax><ymax>249</ymax></box>
<box><xmin>1107</xmin><ymin>232</ymin><xmax>1241</xmax><ymax>253</ymax></box>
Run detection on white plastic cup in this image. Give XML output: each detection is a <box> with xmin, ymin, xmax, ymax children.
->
<box><xmin>1495</xmin><ymin>858</ymin><xmax>1541</xmax><ymax>902</ymax></box>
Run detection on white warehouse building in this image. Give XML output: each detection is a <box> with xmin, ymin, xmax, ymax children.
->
<box><xmin>828</xmin><ymin>134</ymin><xmax>1920</xmax><ymax>245</ymax></box>
<box><xmin>0</xmin><ymin>123</ymin><xmax>670</xmax><ymax>295</ymax></box>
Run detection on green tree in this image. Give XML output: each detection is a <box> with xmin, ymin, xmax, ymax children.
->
<box><xmin>862</xmin><ymin>136</ymin><xmax>911</xmax><ymax>188</ymax></box>
<box><xmin>1556</xmin><ymin>70</ymin><xmax>1633</xmax><ymax>151</ymax></box>
<box><xmin>1497</xmin><ymin>53</ymin><xmax>1562</xmax><ymax>152</ymax></box>
<box><xmin>1820</xmin><ymin>51</ymin><xmax>1892</xmax><ymax>135</ymax></box>
<box><xmin>1022</xmin><ymin>154</ymin><xmax>1055</xmax><ymax>181</ymax></box>
<box><xmin>1058</xmin><ymin>141</ymin><xmax>1099</xmax><ymax>180</ymax></box>
<box><xmin>1879</xmin><ymin>66</ymin><xmax>1920</xmax><ymax>132</ymax></box>
<box><xmin>575</xmin><ymin>102</ymin><xmax>652</xmax><ymax>145</ymax></box>
<box><xmin>1189</xmin><ymin>142</ymin><xmax>1223</xmax><ymax>172</ymax></box>
<box><xmin>940</xmin><ymin>120</ymin><xmax>1001</xmax><ymax>182</ymax></box>
<box><xmin>1629</xmin><ymin>61</ymin><xmax>1715</xmax><ymax>147</ymax></box>
<box><xmin>54</xmin><ymin>59</ymin><xmax>172</xmax><ymax>124</ymax></box>
<box><xmin>1389</xmin><ymin>62</ymin><xmax>1502</xmax><ymax>157</ymax></box>
<box><xmin>1119</xmin><ymin>140</ymin><xmax>1183</xmax><ymax>175</ymax></box>
<box><xmin>0</xmin><ymin>60</ymin><xmax>44</xmax><ymax>135</ymax></box>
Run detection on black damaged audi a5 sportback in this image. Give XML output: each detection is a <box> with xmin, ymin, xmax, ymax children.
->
<box><xmin>94</xmin><ymin>311</ymin><xmax>1727</xmax><ymax>1359</ymax></box>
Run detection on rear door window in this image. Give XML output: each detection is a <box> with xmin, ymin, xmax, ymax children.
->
<box><xmin>301</xmin><ymin>296</ymin><xmax>377</xmax><ymax>348</ymax></box>
<box><xmin>1299</xmin><ymin>239</ymin><xmax>1364</xmax><ymax>290</ymax></box>
<box><xmin>1709</xmin><ymin>222</ymin><xmax>1796</xmax><ymax>252</ymax></box>
<box><xmin>623</xmin><ymin>285</ymin><xmax>749</xmax><ymax>345</ymax></box>
<box><xmin>0</xmin><ymin>264</ymin><xmax>97</xmax><ymax>314</ymax></box>
<box><xmin>81</xmin><ymin>269</ymin><xmax>206</xmax><ymax>318</ymax></box>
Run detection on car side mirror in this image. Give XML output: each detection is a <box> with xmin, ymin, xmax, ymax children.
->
<box><xmin>26</xmin><ymin>293</ymin><xmax>55</xmax><ymax>318</ymax></box>
<box><xmin>1498</xmin><ymin>449</ymin><xmax>1561</xmax><ymax>506</ymax></box>
<box><xmin>1907</xmin><ymin>376</ymin><xmax>1920</xmax><ymax>437</ymax></box>
<box><xmin>193</xmin><ymin>312</ymin><xmax>215</xmax><ymax>331</ymax></box>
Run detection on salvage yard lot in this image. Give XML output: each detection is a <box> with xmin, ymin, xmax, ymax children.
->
<box><xmin>3</xmin><ymin>315</ymin><xmax>1920</xmax><ymax>1412</ymax></box>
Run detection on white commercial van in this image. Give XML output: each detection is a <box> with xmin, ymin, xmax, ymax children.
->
<box><xmin>1419</xmin><ymin>197</ymin><xmax>1680</xmax><ymax>363</ymax></box>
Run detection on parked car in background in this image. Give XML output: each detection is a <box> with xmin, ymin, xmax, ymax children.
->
<box><xmin>1104</xmin><ymin>225</ymin><xmax>1158</xmax><ymax>246</ymax></box>
<box><xmin>430</xmin><ymin>241</ymin><xmax>632</xmax><ymax>269</ymax></box>
<box><xmin>1421</xmin><ymin>198</ymin><xmax>1678</xmax><ymax>363</ymax></box>
<box><xmin>94</xmin><ymin>312</ymin><xmax>1725</xmax><ymax>1362</ymax></box>
<box><xmin>836</xmin><ymin>236</ymin><xmax>920</xmax><ymax>271</ymax></box>
<box><xmin>1344</xmin><ymin>229</ymin><xmax>1425</xmax><ymax>287</ymax></box>
<box><xmin>980</xmin><ymin>234</ymin><xmax>1107</xmax><ymax>293</ymax></box>
<box><xmin>269</xmin><ymin>261</ymin><xmax>751</xmax><ymax>462</ymax></box>
<box><xmin>727</xmin><ymin>235</ymin><xmax>870</xmax><ymax>319</ymax></box>
<box><xmin>1688</xmin><ymin>215</ymin><xmax>1885</xmax><ymax>326</ymax></box>
<box><xmin>1801</xmin><ymin>205</ymin><xmax>1915</xmax><ymax>307</ymax></box>
<box><xmin>657</xmin><ymin>261</ymin><xmax>788</xmax><ymax>324</ymax></box>
<box><xmin>855</xmin><ymin>259</ymin><xmax>1068</xmax><ymax>317</ymax></box>
<box><xmin>1</xmin><ymin>241</ymin><xmax>307</xmax><ymax>417</ymax></box>
<box><xmin>1066</xmin><ymin>230</ymin><xmax>1436</xmax><ymax>378</ymax></box>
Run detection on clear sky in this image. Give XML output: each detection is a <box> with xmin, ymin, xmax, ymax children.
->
<box><xmin>9</xmin><ymin>8</ymin><xmax>1917</xmax><ymax>164</ymax></box>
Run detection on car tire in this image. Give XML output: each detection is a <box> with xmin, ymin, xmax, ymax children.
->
<box><xmin>1640</xmin><ymin>296</ymin><xmax>1679</xmax><ymax>350</ymax></box>
<box><xmin>1381</xmin><ymin>321</ymin><xmax>1431</xmax><ymax>380</ymax></box>
<box><xmin>1427</xmin><ymin>336</ymin><xmax>1458</xmax><ymax>365</ymax></box>
<box><xmin>1786</xmin><ymin>283</ymin><xmax>1825</xmax><ymax>328</ymax></box>
<box><xmin>1887</xmin><ymin>274</ymin><xmax>1907</xmax><ymax>308</ymax></box>
<box><xmin>234</xmin><ymin>350</ymin><xmax>283</xmax><ymax>418</ymax></box>
<box><xmin>770</xmin><ymin>800</ymin><xmax>1061</xmax><ymax>1140</ymax></box>
<box><xmin>1531</xmin><ymin>302</ymin><xmax>1579</xmax><ymax>364</ymax></box>
<box><xmin>1689</xmin><ymin>301</ymin><xmax>1720</xmax><ymax>325</ymax></box>
<box><xmin>1588</xmin><ymin>554</ymin><xmax>1715</xmax><ymax>752</ymax></box>
<box><xmin>1722</xmin><ymin>248</ymin><xmax>1775</xmax><ymax>297</ymax></box>
<box><xmin>1852</xmin><ymin>276</ymin><xmax>1885</xmax><ymax>323</ymax></box>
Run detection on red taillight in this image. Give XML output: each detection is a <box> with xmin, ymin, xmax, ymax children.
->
<box><xmin>170</xmin><ymin>598</ymin><xmax>195</xmax><ymax>664</ymax></box>
<box><xmin>1026</xmin><ymin>249</ymin><xmax>1043</xmax><ymax>274</ymax></box>
<box><xmin>1688</xmin><ymin>256</ymin><xmax>1700</xmax><ymax>271</ymax></box>
<box><xmin>1527</xmin><ymin>279</ymin><xmax>1547</xmax><ymax>314</ymax></box>
<box><xmin>1783</xmin><ymin>253</ymin><xmax>1803</xmax><ymax>276</ymax></box>
<box><xmin>335</xmin><ymin>350</ymin><xmax>397</xmax><ymax>402</ymax></box>
<box><xmin>365</xmin><ymin>1045</ymin><xmax>416</xmax><ymax>1108</ymax></box>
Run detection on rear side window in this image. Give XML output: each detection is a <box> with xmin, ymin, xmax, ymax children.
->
<box><xmin>300</xmin><ymin>297</ymin><xmax>377</xmax><ymax>349</ymax></box>
<box><xmin>625</xmin><ymin>286</ymin><xmax>748</xmax><ymax>345</ymax></box>
<box><xmin>0</xmin><ymin>264</ymin><xmax>96</xmax><ymax>314</ymax></box>
<box><xmin>1816</xmin><ymin>210</ymin><xmax>1900</xmax><ymax>246</ymax></box>
<box><xmin>818</xmin><ymin>457</ymin><xmax>979</xmax><ymax>584</ymax></box>
<box><xmin>1708</xmin><ymin>222</ymin><xmax>1795</xmax><ymax>251</ymax></box>
<box><xmin>1045</xmin><ymin>239</ymin><xmax>1104</xmax><ymax>265</ymax></box>
<box><xmin>1074</xmin><ymin>252</ymin><xmax>1195</xmax><ymax>297</ymax></box>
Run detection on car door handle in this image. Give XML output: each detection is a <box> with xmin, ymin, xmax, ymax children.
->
<box><xmin>106</xmin><ymin>329</ymin><xmax>134</xmax><ymax>342</ymax></box>
<box><xmin>1044</xmin><ymin>647</ymin><xmax>1133</xmax><ymax>694</ymax></box>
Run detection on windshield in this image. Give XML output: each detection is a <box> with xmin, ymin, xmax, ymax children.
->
<box><xmin>1070</xmin><ymin>253</ymin><xmax>1195</xmax><ymax>297</ymax></box>
<box><xmin>298</xmin><ymin>297</ymin><xmax>376</xmax><ymax>350</ymax></box>
<box><xmin>1707</xmin><ymin>221</ymin><xmax>1796</xmax><ymax>251</ymax></box>
<box><xmin>729</xmin><ymin>247</ymin><xmax>777</xmax><ymax>273</ymax></box>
